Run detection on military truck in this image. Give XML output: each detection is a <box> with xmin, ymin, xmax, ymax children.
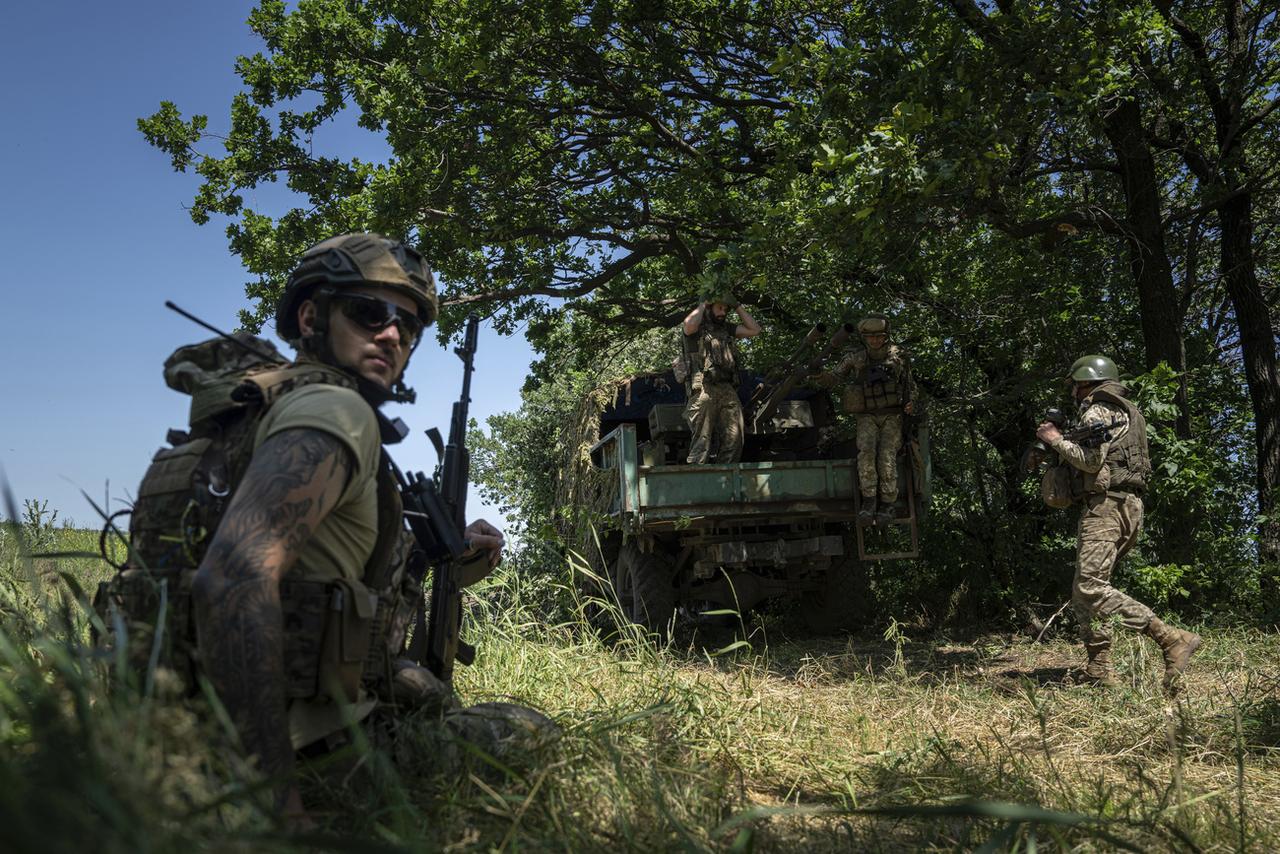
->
<box><xmin>587</xmin><ymin>325</ymin><xmax>930</xmax><ymax>634</ymax></box>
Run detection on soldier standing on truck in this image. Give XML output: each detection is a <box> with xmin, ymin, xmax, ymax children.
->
<box><xmin>827</xmin><ymin>315</ymin><xmax>915</xmax><ymax>526</ymax></box>
<box><xmin>680</xmin><ymin>292</ymin><xmax>762</xmax><ymax>464</ymax></box>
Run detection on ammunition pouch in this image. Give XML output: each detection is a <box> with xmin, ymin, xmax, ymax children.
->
<box><xmin>862</xmin><ymin>364</ymin><xmax>902</xmax><ymax>411</ymax></box>
<box><xmin>1082</xmin><ymin>464</ymin><xmax>1111</xmax><ymax>496</ymax></box>
<box><xmin>841</xmin><ymin>384</ymin><xmax>866</xmax><ymax>414</ymax></box>
<box><xmin>702</xmin><ymin>366</ymin><xmax>738</xmax><ymax>385</ymax></box>
<box><xmin>671</xmin><ymin>355</ymin><xmax>689</xmax><ymax>385</ymax></box>
<box><xmin>130</xmin><ymin>438</ymin><xmax>222</xmax><ymax>571</ymax></box>
<box><xmin>97</xmin><ymin>570</ymin><xmax>380</xmax><ymax>705</ymax></box>
<box><xmin>282</xmin><ymin>577</ymin><xmax>379</xmax><ymax>704</ymax></box>
<box><xmin>95</xmin><ymin>567</ymin><xmax>199</xmax><ymax>693</ymax></box>
<box><xmin>1040</xmin><ymin>464</ymin><xmax>1083</xmax><ymax>509</ymax></box>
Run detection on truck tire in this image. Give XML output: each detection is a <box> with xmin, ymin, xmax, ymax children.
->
<box><xmin>802</xmin><ymin>551</ymin><xmax>871</xmax><ymax>635</ymax></box>
<box><xmin>612</xmin><ymin>543</ymin><xmax>677</xmax><ymax>634</ymax></box>
<box><xmin>579</xmin><ymin>532</ymin><xmax>623</xmax><ymax>626</ymax></box>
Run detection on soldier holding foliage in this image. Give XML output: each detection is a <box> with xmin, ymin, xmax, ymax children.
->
<box><xmin>680</xmin><ymin>293</ymin><xmax>762</xmax><ymax>464</ymax></box>
<box><xmin>1036</xmin><ymin>355</ymin><xmax>1201</xmax><ymax>691</ymax></box>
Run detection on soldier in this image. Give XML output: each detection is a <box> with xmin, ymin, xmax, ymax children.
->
<box><xmin>1036</xmin><ymin>355</ymin><xmax>1201</xmax><ymax>692</ymax></box>
<box><xmin>680</xmin><ymin>293</ymin><xmax>762</xmax><ymax>464</ymax></box>
<box><xmin>829</xmin><ymin>315</ymin><xmax>915</xmax><ymax>526</ymax></box>
<box><xmin>104</xmin><ymin>234</ymin><xmax>544</xmax><ymax>825</ymax></box>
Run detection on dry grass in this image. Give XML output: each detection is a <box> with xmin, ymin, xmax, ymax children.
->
<box><xmin>1</xmin><ymin>517</ymin><xmax>1277</xmax><ymax>851</ymax></box>
<box><xmin>449</xmin><ymin>591</ymin><xmax>1280</xmax><ymax>851</ymax></box>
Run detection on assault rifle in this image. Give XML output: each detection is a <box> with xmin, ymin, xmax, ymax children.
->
<box><xmin>1020</xmin><ymin>407</ymin><xmax>1123</xmax><ymax>472</ymax></box>
<box><xmin>392</xmin><ymin>314</ymin><xmax>490</xmax><ymax>684</ymax></box>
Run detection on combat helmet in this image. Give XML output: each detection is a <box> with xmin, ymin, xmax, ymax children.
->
<box><xmin>1068</xmin><ymin>354</ymin><xmax>1119</xmax><ymax>383</ymax></box>
<box><xmin>857</xmin><ymin>314</ymin><xmax>891</xmax><ymax>337</ymax></box>
<box><xmin>275</xmin><ymin>233</ymin><xmax>439</xmax><ymax>341</ymax></box>
<box><xmin>276</xmin><ymin>233</ymin><xmax>439</xmax><ymax>404</ymax></box>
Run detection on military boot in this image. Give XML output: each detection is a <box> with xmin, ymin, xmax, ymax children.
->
<box><xmin>1144</xmin><ymin>618</ymin><xmax>1202</xmax><ymax>694</ymax></box>
<box><xmin>857</xmin><ymin>496</ymin><xmax>876</xmax><ymax>526</ymax></box>
<box><xmin>875</xmin><ymin>500</ymin><xmax>896</xmax><ymax>527</ymax></box>
<box><xmin>1075</xmin><ymin>642</ymin><xmax>1117</xmax><ymax>687</ymax></box>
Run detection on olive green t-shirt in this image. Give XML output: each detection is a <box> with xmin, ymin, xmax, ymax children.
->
<box><xmin>253</xmin><ymin>383</ymin><xmax>381</xmax><ymax>584</ymax></box>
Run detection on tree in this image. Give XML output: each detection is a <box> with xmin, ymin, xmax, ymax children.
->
<box><xmin>142</xmin><ymin>0</ymin><xmax>1272</xmax><ymax>621</ymax></box>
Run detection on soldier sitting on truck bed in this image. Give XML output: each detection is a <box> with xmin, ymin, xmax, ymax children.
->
<box><xmin>825</xmin><ymin>315</ymin><xmax>916</xmax><ymax>526</ymax></box>
<box><xmin>678</xmin><ymin>292</ymin><xmax>762</xmax><ymax>464</ymax></box>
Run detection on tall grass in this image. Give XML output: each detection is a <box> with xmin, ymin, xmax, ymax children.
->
<box><xmin>1</xmin><ymin>513</ymin><xmax>1277</xmax><ymax>851</ymax></box>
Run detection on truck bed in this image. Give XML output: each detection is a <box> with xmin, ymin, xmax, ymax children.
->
<box><xmin>592</xmin><ymin>423</ymin><xmax>859</xmax><ymax>529</ymax></box>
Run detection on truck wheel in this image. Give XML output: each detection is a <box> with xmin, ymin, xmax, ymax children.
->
<box><xmin>802</xmin><ymin>552</ymin><xmax>871</xmax><ymax>635</ymax></box>
<box><xmin>612</xmin><ymin>543</ymin><xmax>677</xmax><ymax>634</ymax></box>
<box><xmin>580</xmin><ymin>532</ymin><xmax>623</xmax><ymax>625</ymax></box>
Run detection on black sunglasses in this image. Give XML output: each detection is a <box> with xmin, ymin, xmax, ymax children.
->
<box><xmin>332</xmin><ymin>292</ymin><xmax>426</xmax><ymax>347</ymax></box>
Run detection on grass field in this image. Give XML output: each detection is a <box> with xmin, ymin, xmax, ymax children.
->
<box><xmin>1</xmin><ymin>514</ymin><xmax>1277</xmax><ymax>852</ymax></box>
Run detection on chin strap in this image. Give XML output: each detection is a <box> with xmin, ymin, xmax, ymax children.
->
<box><xmin>354</xmin><ymin>373</ymin><xmax>417</xmax><ymax>406</ymax></box>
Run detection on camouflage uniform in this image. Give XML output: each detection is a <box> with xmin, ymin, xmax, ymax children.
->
<box><xmin>1048</xmin><ymin>382</ymin><xmax>1155</xmax><ymax>663</ymax></box>
<box><xmin>833</xmin><ymin>343</ymin><xmax>915</xmax><ymax>505</ymax></box>
<box><xmin>684</xmin><ymin>317</ymin><xmax>744</xmax><ymax>464</ymax></box>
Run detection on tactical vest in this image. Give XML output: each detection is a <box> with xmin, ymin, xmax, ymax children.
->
<box><xmin>844</xmin><ymin>346</ymin><xmax>907</xmax><ymax>414</ymax></box>
<box><xmin>1082</xmin><ymin>383</ymin><xmax>1152</xmax><ymax>493</ymax></box>
<box><xmin>692</xmin><ymin>319</ymin><xmax>740</xmax><ymax>385</ymax></box>
<box><xmin>94</xmin><ymin>335</ymin><xmax>412</xmax><ymax>707</ymax></box>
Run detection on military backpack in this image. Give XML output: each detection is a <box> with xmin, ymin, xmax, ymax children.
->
<box><xmin>94</xmin><ymin>335</ymin><xmax>411</xmax><ymax>705</ymax></box>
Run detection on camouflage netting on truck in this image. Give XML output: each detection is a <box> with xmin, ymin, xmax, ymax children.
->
<box><xmin>553</xmin><ymin>377</ymin><xmax>638</xmax><ymax>584</ymax></box>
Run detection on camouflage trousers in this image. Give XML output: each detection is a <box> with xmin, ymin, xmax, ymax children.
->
<box><xmin>685</xmin><ymin>377</ymin><xmax>744</xmax><ymax>464</ymax></box>
<box><xmin>1072</xmin><ymin>492</ymin><xmax>1155</xmax><ymax>652</ymax></box>
<box><xmin>855</xmin><ymin>413</ymin><xmax>903</xmax><ymax>502</ymax></box>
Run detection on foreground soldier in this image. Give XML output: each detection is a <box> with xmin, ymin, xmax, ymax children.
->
<box><xmin>104</xmin><ymin>234</ymin><xmax>544</xmax><ymax>823</ymax></box>
<box><xmin>680</xmin><ymin>293</ymin><xmax>761</xmax><ymax>464</ymax></box>
<box><xmin>1037</xmin><ymin>355</ymin><xmax>1201</xmax><ymax>691</ymax></box>
<box><xmin>828</xmin><ymin>315</ymin><xmax>915</xmax><ymax>526</ymax></box>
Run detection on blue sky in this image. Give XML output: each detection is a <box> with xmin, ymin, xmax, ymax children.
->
<box><xmin>0</xmin><ymin>1</ymin><xmax>534</xmax><ymax>528</ymax></box>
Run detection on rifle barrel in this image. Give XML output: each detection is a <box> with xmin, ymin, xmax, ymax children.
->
<box><xmin>753</xmin><ymin>323</ymin><xmax>853</xmax><ymax>428</ymax></box>
<box><xmin>750</xmin><ymin>324</ymin><xmax>826</xmax><ymax>405</ymax></box>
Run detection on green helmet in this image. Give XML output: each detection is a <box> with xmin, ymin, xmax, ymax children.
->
<box><xmin>857</xmin><ymin>314</ymin><xmax>890</xmax><ymax>336</ymax></box>
<box><xmin>1068</xmin><ymin>354</ymin><xmax>1119</xmax><ymax>382</ymax></box>
<box><xmin>276</xmin><ymin>233</ymin><xmax>439</xmax><ymax>340</ymax></box>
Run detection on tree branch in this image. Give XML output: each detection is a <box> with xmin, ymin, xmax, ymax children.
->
<box><xmin>444</xmin><ymin>240</ymin><xmax>665</xmax><ymax>306</ymax></box>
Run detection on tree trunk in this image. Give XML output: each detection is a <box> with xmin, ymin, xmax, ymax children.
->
<box><xmin>1101</xmin><ymin>97</ymin><xmax>1191</xmax><ymax>438</ymax></box>
<box><xmin>1218</xmin><ymin>189</ymin><xmax>1280</xmax><ymax>566</ymax></box>
<box><xmin>1101</xmin><ymin>96</ymin><xmax>1198</xmax><ymax>566</ymax></box>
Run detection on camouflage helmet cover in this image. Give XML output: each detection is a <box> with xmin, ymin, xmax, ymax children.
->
<box><xmin>1068</xmin><ymin>354</ymin><xmax>1120</xmax><ymax>383</ymax></box>
<box><xmin>275</xmin><ymin>233</ymin><xmax>439</xmax><ymax>340</ymax></box>
<box><xmin>857</xmin><ymin>314</ymin><xmax>890</xmax><ymax>336</ymax></box>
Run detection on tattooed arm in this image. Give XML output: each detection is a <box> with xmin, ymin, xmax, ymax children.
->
<box><xmin>191</xmin><ymin>428</ymin><xmax>352</xmax><ymax>809</ymax></box>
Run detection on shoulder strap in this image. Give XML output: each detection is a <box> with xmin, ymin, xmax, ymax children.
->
<box><xmin>242</xmin><ymin>362</ymin><xmax>358</xmax><ymax>407</ymax></box>
<box><xmin>362</xmin><ymin>450</ymin><xmax>405</xmax><ymax>591</ymax></box>
<box><xmin>1085</xmin><ymin>384</ymin><xmax>1141</xmax><ymax>425</ymax></box>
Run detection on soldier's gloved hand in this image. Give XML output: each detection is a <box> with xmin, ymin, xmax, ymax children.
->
<box><xmin>1036</xmin><ymin>421</ymin><xmax>1062</xmax><ymax>444</ymax></box>
<box><xmin>463</xmin><ymin>518</ymin><xmax>505</xmax><ymax>569</ymax></box>
<box><xmin>810</xmin><ymin>371</ymin><xmax>836</xmax><ymax>388</ymax></box>
<box><xmin>903</xmin><ymin>401</ymin><xmax>915</xmax><ymax>415</ymax></box>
